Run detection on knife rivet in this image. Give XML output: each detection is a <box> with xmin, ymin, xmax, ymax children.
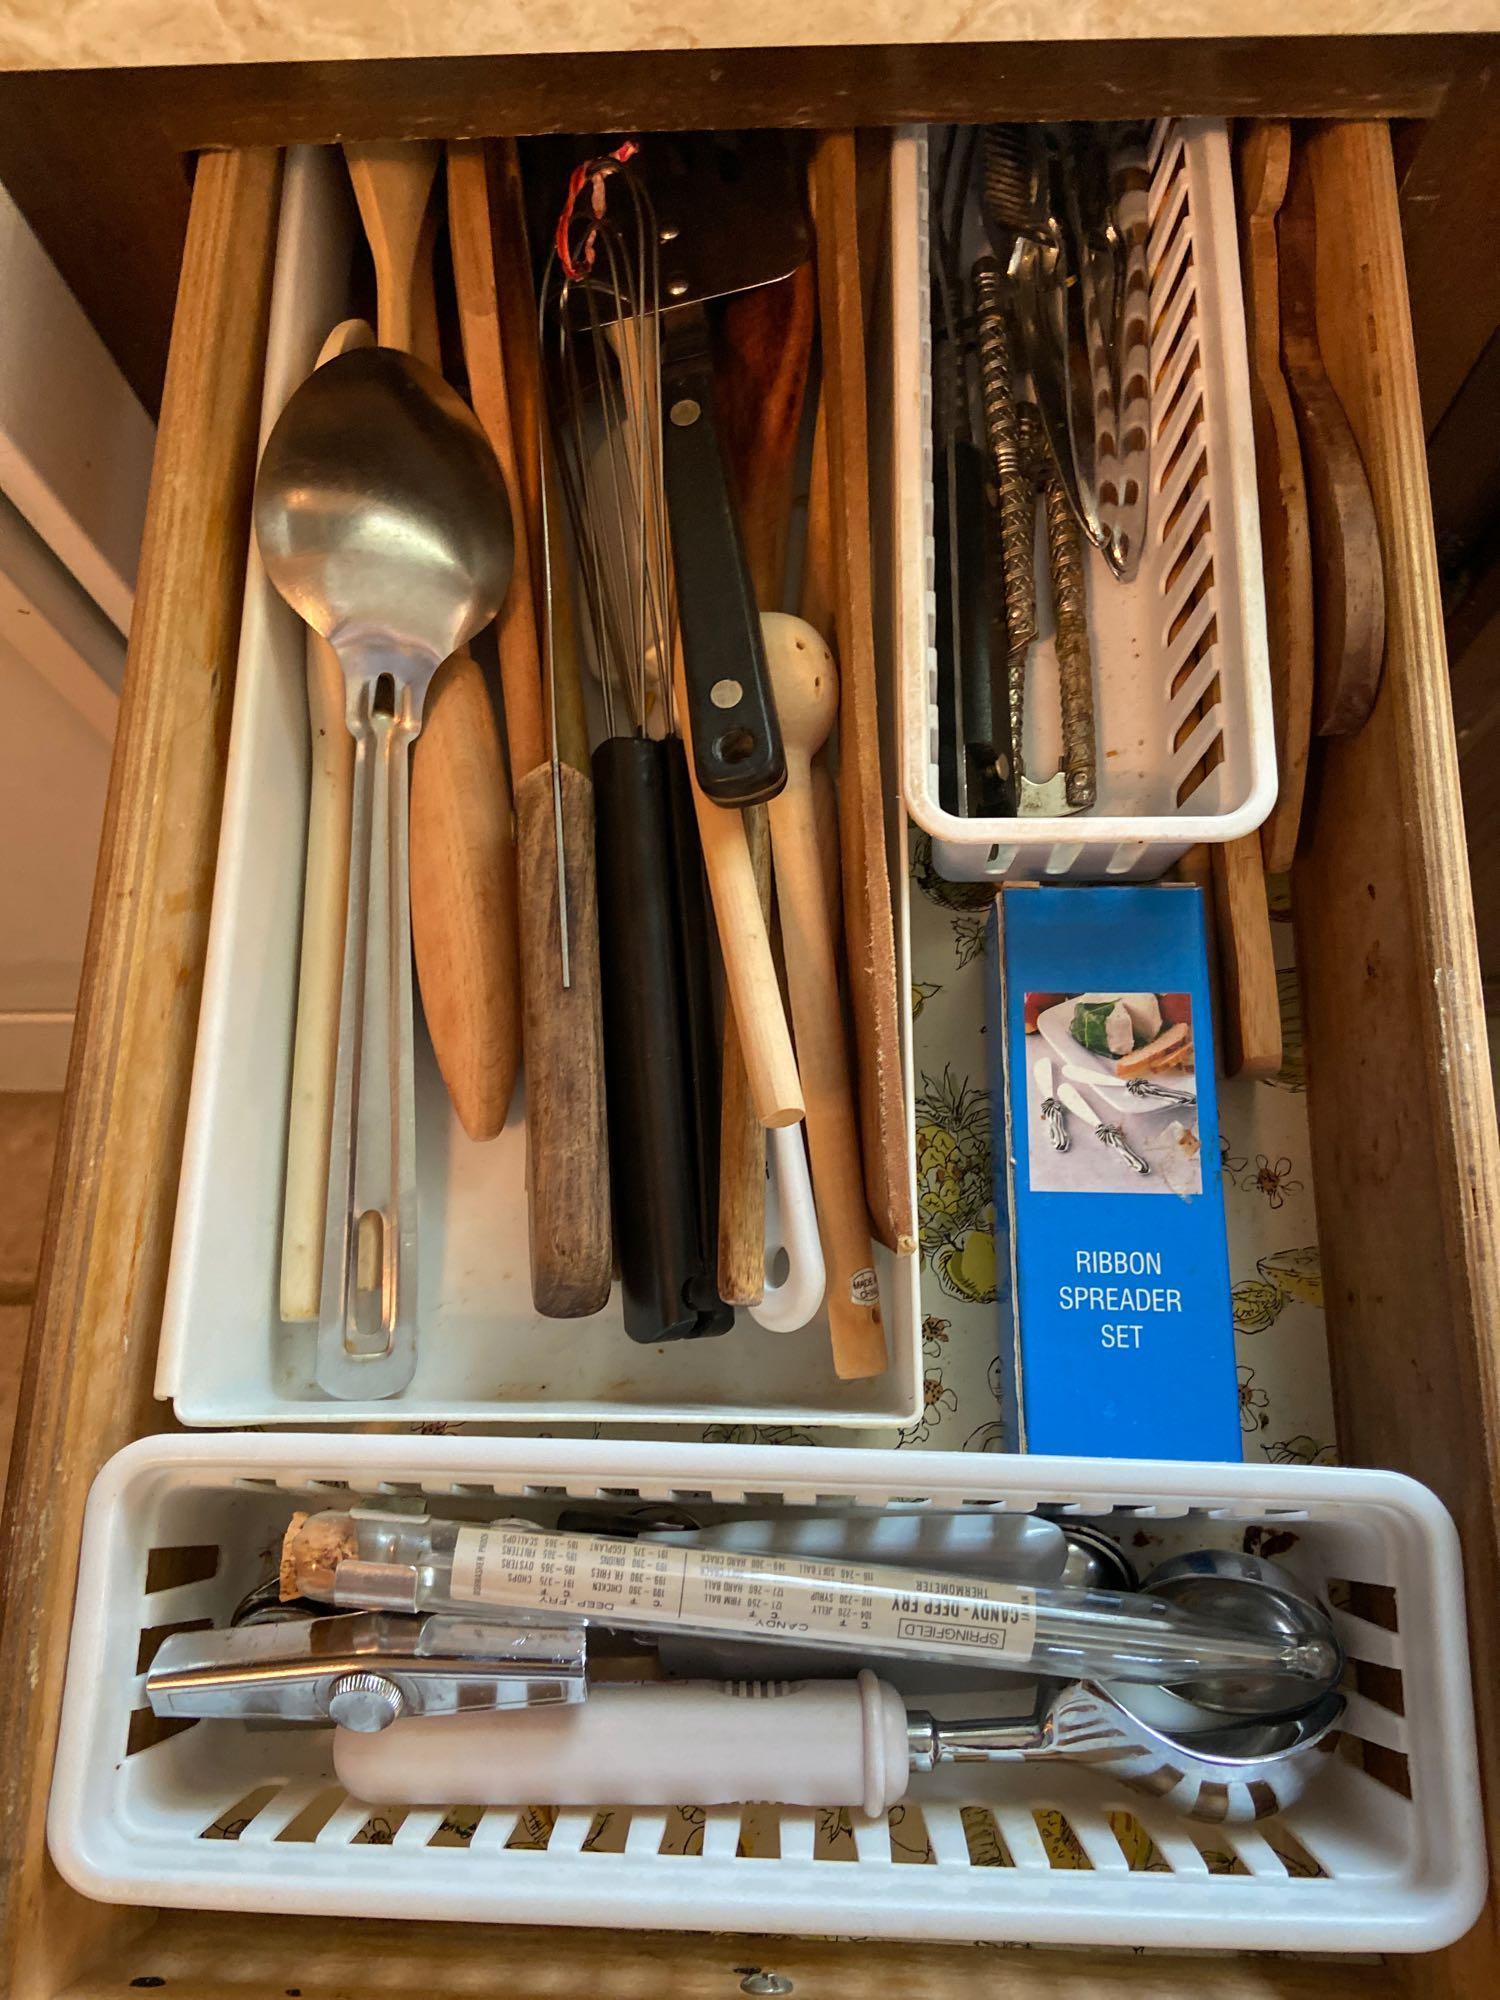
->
<box><xmin>710</xmin><ymin>678</ymin><xmax>743</xmax><ymax>710</ymax></box>
<box><xmin>669</xmin><ymin>397</ymin><xmax>701</xmax><ymax>427</ymax></box>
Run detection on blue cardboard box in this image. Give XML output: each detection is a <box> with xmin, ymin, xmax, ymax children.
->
<box><xmin>988</xmin><ymin>885</ymin><xmax>1241</xmax><ymax>1460</ymax></box>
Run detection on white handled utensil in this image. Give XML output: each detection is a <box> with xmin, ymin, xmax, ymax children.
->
<box><xmin>333</xmin><ymin>1670</ymin><xmax>1343</xmax><ymax>1826</ymax></box>
<box><xmin>280</xmin><ymin>317</ymin><xmax>376</xmax><ymax>1325</ymax></box>
<box><xmin>751</xmin><ymin>1123</ymin><xmax>826</xmax><ymax>1333</ymax></box>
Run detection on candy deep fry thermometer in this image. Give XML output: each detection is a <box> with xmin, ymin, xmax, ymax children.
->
<box><xmin>989</xmin><ymin>884</ymin><xmax>1240</xmax><ymax>1458</ymax></box>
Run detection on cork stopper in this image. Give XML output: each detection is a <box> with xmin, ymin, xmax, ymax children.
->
<box><xmin>279</xmin><ymin>1509</ymin><xmax>360</xmax><ymax>1601</ymax></box>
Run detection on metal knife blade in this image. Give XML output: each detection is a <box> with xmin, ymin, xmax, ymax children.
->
<box><xmin>1056</xmin><ymin>1079</ymin><xmax>1103</xmax><ymax>1130</ymax></box>
<box><xmin>1062</xmin><ymin>1062</ymin><xmax>1131</xmax><ymax>1099</ymax></box>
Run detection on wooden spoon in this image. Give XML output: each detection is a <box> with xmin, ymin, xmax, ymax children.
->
<box><xmin>763</xmin><ymin>612</ymin><xmax>886</xmax><ymax>1381</ymax></box>
<box><xmin>280</xmin><ymin>316</ymin><xmax>374</xmax><ymax>1321</ymax></box>
<box><xmin>344</xmin><ymin>143</ymin><xmax>442</xmax><ymax>354</ymax></box>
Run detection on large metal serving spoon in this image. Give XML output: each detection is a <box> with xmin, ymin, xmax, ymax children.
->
<box><xmin>255</xmin><ymin>347</ymin><xmax>512</xmax><ymax>1400</ymax></box>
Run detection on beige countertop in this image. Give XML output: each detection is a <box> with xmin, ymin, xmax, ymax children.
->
<box><xmin>1</xmin><ymin>0</ymin><xmax>1495</xmax><ymax>72</ymax></box>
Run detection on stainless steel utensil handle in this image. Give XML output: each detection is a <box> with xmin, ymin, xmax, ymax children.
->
<box><xmin>1097</xmin><ymin>1123</ymin><xmax>1152</xmax><ymax>1176</ymax></box>
<box><xmin>316</xmin><ymin>674</ymin><xmax>421</xmax><ymax>1399</ymax></box>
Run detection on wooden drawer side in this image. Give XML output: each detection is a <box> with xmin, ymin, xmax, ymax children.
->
<box><xmin>1292</xmin><ymin>122</ymin><xmax>1500</xmax><ymax>1997</ymax></box>
<box><xmin>0</xmin><ymin>148</ymin><xmax>282</xmax><ymax>2000</ymax></box>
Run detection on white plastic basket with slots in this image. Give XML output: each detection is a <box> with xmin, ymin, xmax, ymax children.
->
<box><xmin>893</xmin><ymin>119</ymin><xmax>1278</xmax><ymax>883</ymax></box>
<box><xmin>49</xmin><ymin>1435</ymin><xmax>1486</xmax><ymax>1952</ymax></box>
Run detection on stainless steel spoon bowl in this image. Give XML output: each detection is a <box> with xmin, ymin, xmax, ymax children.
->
<box><xmin>256</xmin><ymin>347</ymin><xmax>511</xmax><ymax>669</ymax></box>
<box><xmin>1143</xmin><ymin>1549</ymin><xmax>1346</xmax><ymax>1723</ymax></box>
<box><xmin>255</xmin><ymin>347</ymin><xmax>511</xmax><ymax>1401</ymax></box>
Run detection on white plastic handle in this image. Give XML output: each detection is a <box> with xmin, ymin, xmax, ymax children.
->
<box><xmin>334</xmin><ymin>1672</ymin><xmax>910</xmax><ymax>1818</ymax></box>
<box><xmin>751</xmin><ymin>1124</ymin><xmax>826</xmax><ymax>1333</ymax></box>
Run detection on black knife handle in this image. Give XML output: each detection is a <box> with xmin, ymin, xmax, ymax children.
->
<box><xmin>664</xmin><ymin>738</ymin><xmax>734</xmax><ymax>1335</ymax></box>
<box><xmin>593</xmin><ymin>737</ymin><xmax>732</xmax><ymax>1343</ymax></box>
<box><xmin>660</xmin><ymin>302</ymin><xmax>786</xmax><ymax>807</ymax></box>
<box><xmin>593</xmin><ymin>737</ymin><xmax>703</xmax><ymax>1344</ymax></box>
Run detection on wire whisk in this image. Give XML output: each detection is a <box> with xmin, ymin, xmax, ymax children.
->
<box><xmin>538</xmin><ymin>151</ymin><xmax>676</xmax><ymax>745</ymax></box>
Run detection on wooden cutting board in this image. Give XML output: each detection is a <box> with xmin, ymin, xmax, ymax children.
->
<box><xmin>1280</xmin><ymin>133</ymin><xmax>1387</xmax><ymax>741</ymax></box>
<box><xmin>1234</xmin><ymin>120</ymin><xmax>1314</xmax><ymax>877</ymax></box>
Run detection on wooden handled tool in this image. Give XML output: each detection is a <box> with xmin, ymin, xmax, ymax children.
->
<box><xmin>808</xmin><ymin>133</ymin><xmax>915</xmax><ymax>1256</ymax></box>
<box><xmin>344</xmin><ymin>140</ymin><xmax>523</xmax><ymax>1144</ymax></box>
<box><xmin>1177</xmin><ymin>843</ymin><xmax>1281</xmax><ymax>1080</ymax></box>
<box><xmin>280</xmin><ymin>315</ymin><xmax>374</xmax><ymax>1321</ymax></box>
<box><xmin>714</xmin><ymin>265</ymin><xmax>817</xmax><ymax>1305</ymax></box>
<box><xmin>448</xmin><ymin>138</ymin><xmax>612</xmax><ymax>1315</ymax></box>
<box><xmin>409</xmin><ymin>651</ymin><xmax>521</xmax><ymax>1140</ymax></box>
<box><xmin>763</xmin><ymin>613</ymin><xmax>886</xmax><ymax>1380</ymax></box>
<box><xmin>1235</xmin><ymin>120</ymin><xmax>1314</xmax><ymax>876</ymax></box>
<box><xmin>672</xmin><ymin>635</ymin><xmax>804</xmax><ymax>1129</ymax></box>
<box><xmin>344</xmin><ymin>143</ymin><xmax>442</xmax><ymax>356</ymax></box>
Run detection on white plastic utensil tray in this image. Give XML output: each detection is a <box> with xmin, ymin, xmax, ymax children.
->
<box><xmin>50</xmin><ymin>1434</ymin><xmax>1485</xmax><ymax>1951</ymax></box>
<box><xmin>157</xmin><ymin>145</ymin><xmax>920</xmax><ymax>1428</ymax></box>
<box><xmin>894</xmin><ymin>120</ymin><xmax>1278</xmax><ymax>882</ymax></box>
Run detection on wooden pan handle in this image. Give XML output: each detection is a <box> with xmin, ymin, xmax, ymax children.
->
<box><xmin>671</xmin><ymin>639</ymin><xmax>803</xmax><ymax>1130</ymax></box>
<box><xmin>716</xmin><ymin>805</ymin><xmax>773</xmax><ymax>1303</ymax></box>
<box><xmin>514</xmin><ymin>763</ymin><xmax>613</xmax><ymax>1315</ymax></box>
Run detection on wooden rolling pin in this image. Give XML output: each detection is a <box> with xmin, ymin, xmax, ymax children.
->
<box><xmin>344</xmin><ymin>140</ymin><xmax>522</xmax><ymax>1143</ymax></box>
<box><xmin>714</xmin><ymin>265</ymin><xmax>817</xmax><ymax>1306</ymax></box>
<box><xmin>809</xmin><ymin>133</ymin><xmax>915</xmax><ymax>1258</ymax></box>
<box><xmin>448</xmin><ymin>137</ymin><xmax>612</xmax><ymax>1315</ymax></box>
<box><xmin>280</xmin><ymin>317</ymin><xmax>373</xmax><ymax>1320</ymax></box>
<box><xmin>763</xmin><ymin>613</ymin><xmax>886</xmax><ymax>1380</ymax></box>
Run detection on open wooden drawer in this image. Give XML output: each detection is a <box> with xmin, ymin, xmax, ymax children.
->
<box><xmin>0</xmin><ymin>99</ymin><xmax>1497</xmax><ymax>1999</ymax></box>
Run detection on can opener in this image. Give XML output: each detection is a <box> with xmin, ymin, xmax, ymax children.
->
<box><xmin>146</xmin><ymin>1611</ymin><xmax>588</xmax><ymax>1732</ymax></box>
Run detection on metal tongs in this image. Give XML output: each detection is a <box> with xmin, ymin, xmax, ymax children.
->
<box><xmin>145</xmin><ymin>1612</ymin><xmax>588</xmax><ymax>1733</ymax></box>
<box><xmin>992</xmin><ymin>123</ymin><xmax>1152</xmax><ymax>585</ymax></box>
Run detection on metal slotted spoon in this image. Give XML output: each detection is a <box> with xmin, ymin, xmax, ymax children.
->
<box><xmin>255</xmin><ymin>346</ymin><xmax>512</xmax><ymax>1400</ymax></box>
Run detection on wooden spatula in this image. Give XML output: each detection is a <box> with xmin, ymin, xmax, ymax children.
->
<box><xmin>808</xmin><ymin>132</ymin><xmax>915</xmax><ymax>1257</ymax></box>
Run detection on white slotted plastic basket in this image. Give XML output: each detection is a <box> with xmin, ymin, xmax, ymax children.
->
<box><xmin>894</xmin><ymin>120</ymin><xmax>1278</xmax><ymax>882</ymax></box>
<box><xmin>50</xmin><ymin>1435</ymin><xmax>1486</xmax><ymax>1951</ymax></box>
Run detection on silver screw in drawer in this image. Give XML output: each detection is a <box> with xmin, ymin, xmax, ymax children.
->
<box><xmin>739</xmin><ymin>1976</ymin><xmax>793</xmax><ymax>1996</ymax></box>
